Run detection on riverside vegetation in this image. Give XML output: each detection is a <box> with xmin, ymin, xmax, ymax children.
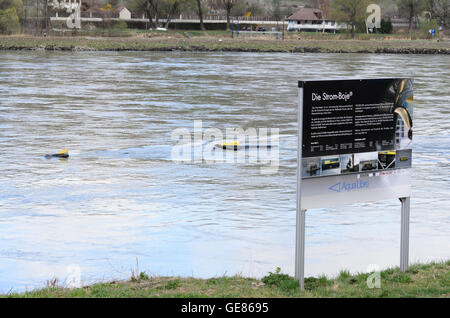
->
<box><xmin>0</xmin><ymin>31</ymin><xmax>449</xmax><ymax>54</ymax></box>
<box><xmin>3</xmin><ymin>260</ymin><xmax>449</xmax><ymax>298</ymax></box>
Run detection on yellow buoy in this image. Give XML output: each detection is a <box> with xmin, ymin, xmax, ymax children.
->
<box><xmin>45</xmin><ymin>149</ymin><xmax>69</xmax><ymax>159</ymax></box>
<box><xmin>220</xmin><ymin>141</ymin><xmax>240</xmax><ymax>147</ymax></box>
<box><xmin>58</xmin><ymin>149</ymin><xmax>69</xmax><ymax>155</ymax></box>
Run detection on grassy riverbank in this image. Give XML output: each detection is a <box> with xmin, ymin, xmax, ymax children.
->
<box><xmin>3</xmin><ymin>261</ymin><xmax>449</xmax><ymax>298</ymax></box>
<box><xmin>0</xmin><ymin>35</ymin><xmax>449</xmax><ymax>54</ymax></box>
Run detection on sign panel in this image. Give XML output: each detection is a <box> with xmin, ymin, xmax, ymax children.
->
<box><xmin>298</xmin><ymin>79</ymin><xmax>413</xmax><ymax>208</ymax></box>
<box><xmin>301</xmin><ymin>169</ymin><xmax>411</xmax><ymax>209</ymax></box>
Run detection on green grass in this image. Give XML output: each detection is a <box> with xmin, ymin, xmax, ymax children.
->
<box><xmin>0</xmin><ymin>34</ymin><xmax>449</xmax><ymax>54</ymax></box>
<box><xmin>3</xmin><ymin>260</ymin><xmax>449</xmax><ymax>298</ymax></box>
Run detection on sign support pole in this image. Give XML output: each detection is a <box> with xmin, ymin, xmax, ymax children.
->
<box><xmin>295</xmin><ymin>86</ymin><xmax>306</xmax><ymax>290</ymax></box>
<box><xmin>400</xmin><ymin>197</ymin><xmax>410</xmax><ymax>272</ymax></box>
<box><xmin>295</xmin><ymin>208</ymin><xmax>306</xmax><ymax>290</ymax></box>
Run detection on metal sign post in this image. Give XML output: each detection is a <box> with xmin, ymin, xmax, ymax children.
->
<box><xmin>295</xmin><ymin>86</ymin><xmax>306</xmax><ymax>290</ymax></box>
<box><xmin>295</xmin><ymin>208</ymin><xmax>306</xmax><ymax>290</ymax></box>
<box><xmin>295</xmin><ymin>198</ymin><xmax>411</xmax><ymax>290</ymax></box>
<box><xmin>400</xmin><ymin>197</ymin><xmax>410</xmax><ymax>272</ymax></box>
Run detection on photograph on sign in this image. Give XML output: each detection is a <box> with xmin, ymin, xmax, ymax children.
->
<box><xmin>298</xmin><ymin>79</ymin><xmax>413</xmax><ymax>209</ymax></box>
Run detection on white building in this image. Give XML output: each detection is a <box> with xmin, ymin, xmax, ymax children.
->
<box><xmin>117</xmin><ymin>6</ymin><xmax>131</xmax><ymax>20</ymax></box>
<box><xmin>286</xmin><ymin>7</ymin><xmax>345</xmax><ymax>33</ymax></box>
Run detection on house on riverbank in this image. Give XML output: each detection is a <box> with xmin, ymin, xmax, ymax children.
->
<box><xmin>116</xmin><ymin>5</ymin><xmax>131</xmax><ymax>20</ymax></box>
<box><xmin>286</xmin><ymin>7</ymin><xmax>344</xmax><ymax>33</ymax></box>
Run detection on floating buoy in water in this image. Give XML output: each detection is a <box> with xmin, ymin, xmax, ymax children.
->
<box><xmin>45</xmin><ymin>149</ymin><xmax>69</xmax><ymax>159</ymax></box>
<box><xmin>214</xmin><ymin>141</ymin><xmax>273</xmax><ymax>151</ymax></box>
<box><xmin>215</xmin><ymin>141</ymin><xmax>241</xmax><ymax>151</ymax></box>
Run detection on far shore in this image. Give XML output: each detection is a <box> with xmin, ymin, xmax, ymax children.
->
<box><xmin>1</xmin><ymin>34</ymin><xmax>449</xmax><ymax>54</ymax></box>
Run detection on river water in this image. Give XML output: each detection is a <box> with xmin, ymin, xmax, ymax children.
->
<box><xmin>0</xmin><ymin>51</ymin><xmax>448</xmax><ymax>292</ymax></box>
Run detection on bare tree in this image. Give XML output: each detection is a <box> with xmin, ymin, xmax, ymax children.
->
<box><xmin>129</xmin><ymin>0</ymin><xmax>160</xmax><ymax>28</ymax></box>
<box><xmin>222</xmin><ymin>0</ymin><xmax>236</xmax><ymax>31</ymax></box>
<box><xmin>147</xmin><ymin>0</ymin><xmax>162</xmax><ymax>27</ymax></box>
<box><xmin>196</xmin><ymin>0</ymin><xmax>205</xmax><ymax>31</ymax></box>
<box><xmin>314</xmin><ymin>0</ymin><xmax>331</xmax><ymax>18</ymax></box>
<box><xmin>99</xmin><ymin>3</ymin><xmax>114</xmax><ymax>35</ymax></box>
<box><xmin>163</xmin><ymin>0</ymin><xmax>184</xmax><ymax>28</ymax></box>
<box><xmin>332</xmin><ymin>0</ymin><xmax>370</xmax><ymax>38</ymax></box>
<box><xmin>272</xmin><ymin>0</ymin><xmax>281</xmax><ymax>21</ymax></box>
<box><xmin>397</xmin><ymin>0</ymin><xmax>427</xmax><ymax>31</ymax></box>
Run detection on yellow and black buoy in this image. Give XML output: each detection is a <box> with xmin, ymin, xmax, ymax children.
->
<box><xmin>215</xmin><ymin>141</ymin><xmax>241</xmax><ymax>151</ymax></box>
<box><xmin>214</xmin><ymin>141</ymin><xmax>273</xmax><ymax>151</ymax></box>
<box><xmin>214</xmin><ymin>141</ymin><xmax>272</xmax><ymax>151</ymax></box>
<box><xmin>45</xmin><ymin>149</ymin><xmax>69</xmax><ymax>159</ymax></box>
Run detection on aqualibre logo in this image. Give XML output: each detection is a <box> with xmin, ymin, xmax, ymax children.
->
<box><xmin>329</xmin><ymin>180</ymin><xmax>370</xmax><ymax>193</ymax></box>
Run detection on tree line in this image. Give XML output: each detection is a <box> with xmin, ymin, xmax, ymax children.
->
<box><xmin>85</xmin><ymin>0</ymin><xmax>290</xmax><ymax>30</ymax></box>
<box><xmin>332</xmin><ymin>0</ymin><xmax>448</xmax><ymax>37</ymax></box>
<box><xmin>87</xmin><ymin>0</ymin><xmax>450</xmax><ymax>32</ymax></box>
<box><xmin>0</xmin><ymin>0</ymin><xmax>448</xmax><ymax>34</ymax></box>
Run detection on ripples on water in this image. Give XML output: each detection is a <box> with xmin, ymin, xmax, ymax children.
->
<box><xmin>0</xmin><ymin>51</ymin><xmax>449</xmax><ymax>292</ymax></box>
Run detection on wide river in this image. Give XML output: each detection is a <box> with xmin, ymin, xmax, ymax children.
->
<box><xmin>0</xmin><ymin>51</ymin><xmax>448</xmax><ymax>292</ymax></box>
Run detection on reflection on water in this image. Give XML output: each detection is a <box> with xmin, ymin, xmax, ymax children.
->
<box><xmin>0</xmin><ymin>51</ymin><xmax>449</xmax><ymax>292</ymax></box>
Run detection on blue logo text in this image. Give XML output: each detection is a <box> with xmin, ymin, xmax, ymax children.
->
<box><xmin>328</xmin><ymin>180</ymin><xmax>370</xmax><ymax>193</ymax></box>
